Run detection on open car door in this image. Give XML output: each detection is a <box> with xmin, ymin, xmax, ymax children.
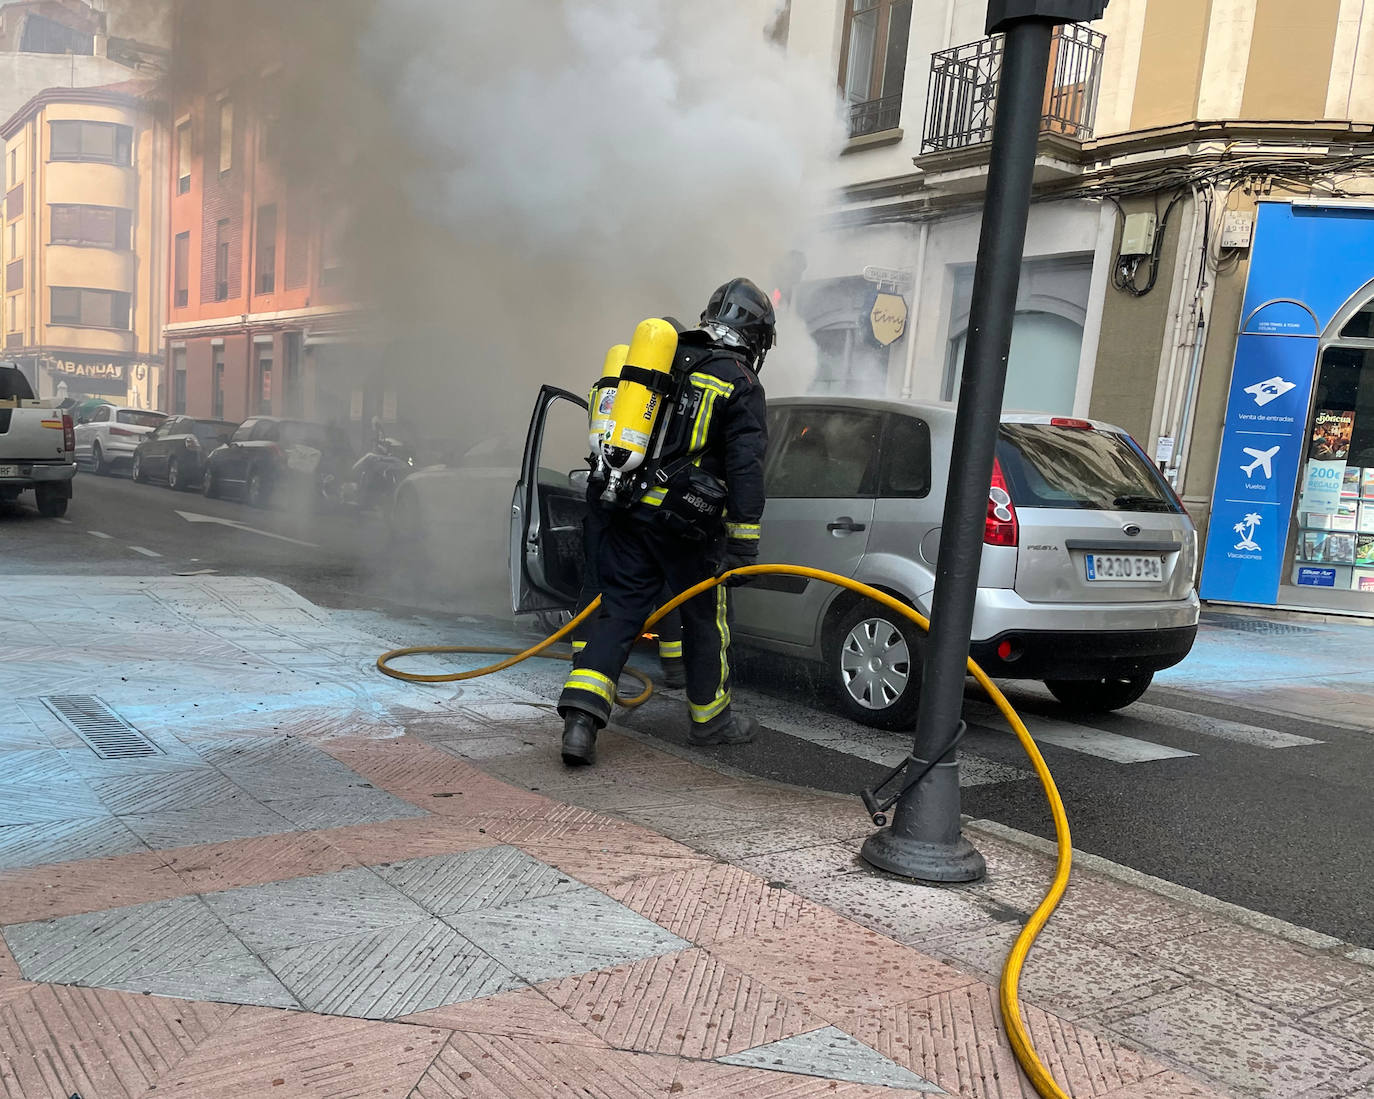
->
<box><xmin>510</xmin><ymin>384</ymin><xmax>592</xmax><ymax>614</ymax></box>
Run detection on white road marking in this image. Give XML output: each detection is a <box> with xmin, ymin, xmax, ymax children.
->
<box><xmin>128</xmin><ymin>545</ymin><xmax>162</xmax><ymax>558</ymax></box>
<box><xmin>53</xmin><ymin>518</ymin><xmax>72</xmax><ymax>525</ymax></box>
<box><xmin>966</xmin><ymin>702</ymin><xmax>1196</xmax><ymax>764</ymax></box>
<box><xmin>87</xmin><ymin>530</ymin><xmax>112</xmax><ymax>539</ymax></box>
<box><xmin>1126</xmin><ymin>701</ymin><xmax>1322</xmax><ymax>750</ymax></box>
<box><xmin>174</xmin><ymin>509</ymin><xmax>320</xmax><ymax>549</ymax></box>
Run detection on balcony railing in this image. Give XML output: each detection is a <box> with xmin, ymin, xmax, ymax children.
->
<box><xmin>848</xmin><ymin>93</ymin><xmax>905</xmax><ymax>139</ymax></box>
<box><xmin>921</xmin><ymin>24</ymin><xmax>1105</xmax><ymax>154</ymax></box>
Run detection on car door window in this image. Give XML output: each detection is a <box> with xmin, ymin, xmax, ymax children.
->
<box><xmin>878</xmin><ymin>414</ymin><xmax>932</xmax><ymax>498</ymax></box>
<box><xmin>766</xmin><ymin>408</ymin><xmax>882</xmax><ymax>499</ymax></box>
<box><xmin>232</xmin><ymin>420</ymin><xmax>256</xmax><ymax>442</ymax></box>
<box><xmin>253</xmin><ymin>420</ymin><xmax>280</xmax><ymax>442</ymax></box>
<box><xmin>92</xmin><ymin>406</ymin><xmax>110</xmax><ymax>424</ymax></box>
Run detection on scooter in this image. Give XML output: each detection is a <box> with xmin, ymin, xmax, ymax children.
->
<box><xmin>350</xmin><ymin>421</ymin><xmax>415</xmax><ymax>512</ymax></box>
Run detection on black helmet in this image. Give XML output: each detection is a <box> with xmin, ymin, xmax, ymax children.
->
<box><xmin>700</xmin><ymin>277</ymin><xmax>776</xmax><ymax>366</ymax></box>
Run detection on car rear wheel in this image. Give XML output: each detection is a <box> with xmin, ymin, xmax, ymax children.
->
<box><xmin>1045</xmin><ymin>674</ymin><xmax>1153</xmax><ymax>713</ymax></box>
<box><xmin>34</xmin><ymin>484</ymin><xmax>67</xmax><ymax>518</ymax></box>
<box><xmin>167</xmin><ymin>457</ymin><xmax>184</xmax><ymax>491</ymax></box>
<box><xmin>91</xmin><ymin>442</ymin><xmax>108</xmax><ymax>476</ymax></box>
<box><xmin>131</xmin><ymin>454</ymin><xmax>146</xmax><ymax>483</ymax></box>
<box><xmin>828</xmin><ymin>600</ymin><xmax>924</xmax><ymax>730</ymax></box>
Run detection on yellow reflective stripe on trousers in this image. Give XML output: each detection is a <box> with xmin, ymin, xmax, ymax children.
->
<box><xmin>640</xmin><ymin>486</ymin><xmax>668</xmax><ymax>506</ymax></box>
<box><xmin>690</xmin><ymin>691</ymin><xmax>731</xmax><ymax>723</ymax></box>
<box><xmin>658</xmin><ymin>639</ymin><xmax>683</xmax><ymax>658</ymax></box>
<box><xmin>571</xmin><ymin>640</ymin><xmax>587</xmax><ymax>652</ymax></box>
<box><xmin>564</xmin><ymin>668</ymin><xmax>615</xmax><ymax>703</ymax></box>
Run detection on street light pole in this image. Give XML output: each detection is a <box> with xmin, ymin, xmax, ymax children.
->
<box><xmin>861</xmin><ymin>0</ymin><xmax>1108</xmax><ymax>882</ymax></box>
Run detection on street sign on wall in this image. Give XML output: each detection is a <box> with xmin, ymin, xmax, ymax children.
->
<box><xmin>1199</xmin><ymin>201</ymin><xmax>1374</xmax><ymax>604</ymax></box>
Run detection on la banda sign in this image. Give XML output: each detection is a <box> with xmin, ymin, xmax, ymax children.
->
<box><xmin>42</xmin><ymin>357</ymin><xmax>126</xmax><ymax>380</ymax></box>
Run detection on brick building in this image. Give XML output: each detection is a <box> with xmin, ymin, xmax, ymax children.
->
<box><xmin>160</xmin><ymin>11</ymin><xmax>370</xmax><ymax>437</ymax></box>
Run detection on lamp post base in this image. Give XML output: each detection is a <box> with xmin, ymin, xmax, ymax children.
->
<box><xmin>860</xmin><ymin>828</ymin><xmax>987</xmax><ymax>883</ymax></box>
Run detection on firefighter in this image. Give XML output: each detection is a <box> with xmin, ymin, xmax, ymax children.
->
<box><xmin>558</xmin><ymin>278</ymin><xmax>773</xmax><ymax>766</ymax></box>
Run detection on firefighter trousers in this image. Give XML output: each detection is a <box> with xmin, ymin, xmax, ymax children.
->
<box><xmin>559</xmin><ymin>512</ymin><xmax>731</xmax><ymax>729</ymax></box>
<box><xmin>572</xmin><ymin>506</ymin><xmax>682</xmax><ymax>663</ymax></box>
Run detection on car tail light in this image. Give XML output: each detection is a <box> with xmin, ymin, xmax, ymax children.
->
<box><xmin>985</xmin><ymin>457</ymin><xmax>1018</xmax><ymax>547</ymax></box>
<box><xmin>109</xmin><ymin>426</ymin><xmax>137</xmax><ymax>437</ymax></box>
<box><xmin>61</xmin><ymin>414</ymin><xmax>75</xmax><ymax>453</ymax></box>
<box><xmin>1050</xmin><ymin>417</ymin><xmax>1094</xmax><ymax>430</ymax></box>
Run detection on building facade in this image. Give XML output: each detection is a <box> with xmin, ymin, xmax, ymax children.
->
<box><xmin>783</xmin><ymin>0</ymin><xmax>1374</xmax><ymax>616</ymax></box>
<box><xmin>160</xmin><ymin>4</ymin><xmax>373</xmax><ymax>445</ymax></box>
<box><xmin>1</xmin><ymin>82</ymin><xmax>167</xmax><ymax>408</ymax></box>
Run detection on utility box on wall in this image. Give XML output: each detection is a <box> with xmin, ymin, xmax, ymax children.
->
<box><xmin>1120</xmin><ymin>212</ymin><xmax>1158</xmax><ymax>256</ymax></box>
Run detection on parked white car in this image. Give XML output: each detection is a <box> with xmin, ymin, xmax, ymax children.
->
<box><xmin>73</xmin><ymin>406</ymin><xmax>167</xmax><ymax>475</ymax></box>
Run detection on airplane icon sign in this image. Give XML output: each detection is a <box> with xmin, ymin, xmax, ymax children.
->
<box><xmin>1241</xmin><ymin>445</ymin><xmax>1280</xmax><ymax>479</ymax></box>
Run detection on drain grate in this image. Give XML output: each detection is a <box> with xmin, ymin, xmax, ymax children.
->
<box><xmin>1202</xmin><ymin>612</ymin><xmax>1316</xmax><ymax>636</ymax></box>
<box><xmin>41</xmin><ymin>695</ymin><xmax>161</xmax><ymax>759</ymax></box>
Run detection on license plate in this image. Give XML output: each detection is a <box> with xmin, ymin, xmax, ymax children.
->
<box><xmin>0</xmin><ymin>465</ymin><xmax>19</xmax><ymax>477</ymax></box>
<box><xmin>1085</xmin><ymin>554</ymin><xmax>1163</xmax><ymax>582</ymax></box>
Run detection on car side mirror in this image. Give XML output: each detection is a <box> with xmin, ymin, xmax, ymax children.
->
<box><xmin>569</xmin><ymin>469</ymin><xmax>590</xmax><ymax>489</ymax></box>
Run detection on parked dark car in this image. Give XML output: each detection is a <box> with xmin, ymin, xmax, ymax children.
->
<box><xmin>201</xmin><ymin>416</ymin><xmax>354</xmax><ymax>508</ymax></box>
<box><xmin>131</xmin><ymin>416</ymin><xmax>238</xmax><ymax>491</ymax></box>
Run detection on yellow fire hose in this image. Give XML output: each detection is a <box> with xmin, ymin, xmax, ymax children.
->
<box><xmin>377</xmin><ymin>564</ymin><xmax>1074</xmax><ymax>1099</ymax></box>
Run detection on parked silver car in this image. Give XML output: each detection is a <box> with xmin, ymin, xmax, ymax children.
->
<box><xmin>511</xmin><ymin>387</ymin><xmax>1199</xmax><ymax>726</ymax></box>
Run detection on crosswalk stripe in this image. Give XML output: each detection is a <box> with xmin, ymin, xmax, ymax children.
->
<box><xmin>1124</xmin><ymin>702</ymin><xmax>1322</xmax><ymax>749</ymax></box>
<box><xmin>966</xmin><ymin>704</ymin><xmax>1196</xmax><ymax>764</ymax></box>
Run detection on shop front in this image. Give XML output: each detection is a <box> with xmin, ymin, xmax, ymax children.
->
<box><xmin>1200</xmin><ymin>200</ymin><xmax>1374</xmax><ymax>614</ymax></box>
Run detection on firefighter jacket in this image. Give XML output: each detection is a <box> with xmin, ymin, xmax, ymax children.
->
<box><xmin>634</xmin><ymin>335</ymin><xmax>767</xmax><ymax>555</ymax></box>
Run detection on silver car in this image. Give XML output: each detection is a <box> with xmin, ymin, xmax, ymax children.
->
<box><xmin>511</xmin><ymin>388</ymin><xmax>1198</xmax><ymax>727</ymax></box>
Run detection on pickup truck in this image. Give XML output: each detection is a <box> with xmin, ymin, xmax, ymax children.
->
<box><xmin>0</xmin><ymin>362</ymin><xmax>76</xmax><ymax>517</ymax></box>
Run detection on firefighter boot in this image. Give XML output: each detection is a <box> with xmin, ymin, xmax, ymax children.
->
<box><xmin>561</xmin><ymin>711</ymin><xmax>599</xmax><ymax>767</ymax></box>
<box><xmin>687</xmin><ymin>711</ymin><xmax>759</xmax><ymax>747</ymax></box>
<box><xmin>661</xmin><ymin>657</ymin><xmax>687</xmax><ymax>689</ymax></box>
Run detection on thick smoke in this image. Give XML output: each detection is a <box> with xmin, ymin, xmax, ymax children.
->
<box><xmin>170</xmin><ymin>0</ymin><xmax>843</xmax><ymax>610</ymax></box>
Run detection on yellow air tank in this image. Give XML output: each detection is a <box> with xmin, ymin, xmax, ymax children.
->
<box><xmin>599</xmin><ymin>317</ymin><xmax>679</xmax><ymax>503</ymax></box>
<box><xmin>589</xmin><ymin>343</ymin><xmax>629</xmax><ymax>456</ymax></box>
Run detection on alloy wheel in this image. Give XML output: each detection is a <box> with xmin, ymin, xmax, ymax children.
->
<box><xmin>840</xmin><ymin>617</ymin><xmax>911</xmax><ymax>710</ymax></box>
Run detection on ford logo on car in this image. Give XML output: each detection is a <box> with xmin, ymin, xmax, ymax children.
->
<box><xmin>1123</xmin><ymin>523</ymin><xmax>1142</xmax><ymax>537</ymax></box>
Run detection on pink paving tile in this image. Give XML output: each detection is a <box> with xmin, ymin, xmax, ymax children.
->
<box><xmin>0</xmin><ymin>933</ymin><xmax>17</xmax><ymax>978</ymax></box>
<box><xmin>398</xmin><ymin>987</ymin><xmax>609</xmax><ymax>1047</ymax></box>
<box><xmin>145</xmin><ymin>1003</ymin><xmax>447</xmax><ymax>1097</ymax></box>
<box><xmin>158</xmin><ymin>830</ymin><xmax>359</xmax><ymax>893</ymax></box>
<box><xmin>541</xmin><ymin>947</ymin><xmax>828</xmax><ymax>1060</ymax></box>
<box><xmin>606</xmin><ymin>862</ymin><xmax>826</xmax><ymax>945</ymax></box>
<box><xmin>0</xmin><ymin>850</ymin><xmax>187</xmax><ymax>924</ymax></box>
<box><xmin>316</xmin><ymin>815</ymin><xmax>497</xmax><ymax>864</ymax></box>
<box><xmin>0</xmin><ymin>982</ymin><xmax>236</xmax><ymax>1099</ymax></box>
<box><xmin>669</xmin><ymin>1057</ymin><xmax>924</xmax><ymax>1097</ymax></box>
<box><xmin>511</xmin><ymin>842</ymin><xmax>715</xmax><ymax>890</ymax></box>
<box><xmin>706</xmin><ymin>908</ymin><xmax>980</xmax><ymax>1021</ymax></box>
<box><xmin>410</xmin><ymin>1033</ymin><xmax>677</xmax><ymax>1098</ymax></box>
<box><xmin>841</xmin><ymin>983</ymin><xmax>1157</xmax><ymax>1099</ymax></box>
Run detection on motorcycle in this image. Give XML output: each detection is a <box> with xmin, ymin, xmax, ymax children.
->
<box><xmin>349</xmin><ymin>422</ymin><xmax>415</xmax><ymax>513</ymax></box>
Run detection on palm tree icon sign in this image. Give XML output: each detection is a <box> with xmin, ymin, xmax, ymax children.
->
<box><xmin>1233</xmin><ymin>512</ymin><xmax>1262</xmax><ymax>552</ymax></box>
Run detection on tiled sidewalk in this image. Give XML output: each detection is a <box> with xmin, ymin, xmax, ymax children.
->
<box><xmin>0</xmin><ymin>577</ymin><xmax>1370</xmax><ymax>1098</ymax></box>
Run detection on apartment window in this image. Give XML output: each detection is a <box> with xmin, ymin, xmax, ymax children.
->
<box><xmin>20</xmin><ymin>14</ymin><xmax>94</xmax><ymax>55</ymax></box>
<box><xmin>257</xmin><ymin>353</ymin><xmax>273</xmax><ymax>415</ymax></box>
<box><xmin>217</xmin><ymin>99</ymin><xmax>234</xmax><ymax>175</ymax></box>
<box><xmin>6</xmin><ymin>294</ymin><xmax>18</xmax><ymax>333</ymax></box>
<box><xmin>176</xmin><ymin>120</ymin><xmax>191</xmax><ymax>194</ymax></box>
<box><xmin>255</xmin><ymin>204</ymin><xmax>276</xmax><ymax>294</ymax></box>
<box><xmin>174</xmin><ymin>232</ymin><xmax>189</xmax><ymax>308</ymax></box>
<box><xmin>50</xmin><ymin>204</ymin><xmax>132</xmax><ymax>249</ymax></box>
<box><xmin>319</xmin><ymin>210</ymin><xmax>345</xmax><ymax>286</ymax></box>
<box><xmin>5</xmin><ymin>222</ymin><xmax>16</xmax><ymax>261</ymax></box>
<box><xmin>213</xmin><ymin>351</ymin><xmax>225</xmax><ymax>419</ymax></box>
<box><xmin>50</xmin><ymin>121</ymin><xmax>133</xmax><ymax>166</ymax></box>
<box><xmin>50</xmin><ymin>287</ymin><xmax>131</xmax><ymax>330</ymax></box>
<box><xmin>172</xmin><ymin>347</ymin><xmax>187</xmax><ymax>415</ymax></box>
<box><xmin>214</xmin><ymin>218</ymin><xmax>230</xmax><ymax>301</ymax></box>
<box><xmin>839</xmin><ymin>0</ymin><xmax>912</xmax><ymax>137</ymax></box>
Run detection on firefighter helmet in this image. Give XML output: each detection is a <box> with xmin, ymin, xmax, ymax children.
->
<box><xmin>700</xmin><ymin>278</ymin><xmax>776</xmax><ymax>367</ymax></box>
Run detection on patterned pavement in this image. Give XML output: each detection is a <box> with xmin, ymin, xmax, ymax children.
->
<box><xmin>0</xmin><ymin>576</ymin><xmax>1369</xmax><ymax>1097</ymax></box>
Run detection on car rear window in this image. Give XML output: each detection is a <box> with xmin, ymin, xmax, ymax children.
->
<box><xmin>0</xmin><ymin>366</ymin><xmax>35</xmax><ymax>401</ymax></box>
<box><xmin>996</xmin><ymin>424</ymin><xmax>1179</xmax><ymax>513</ymax></box>
<box><xmin>117</xmin><ymin>410</ymin><xmax>166</xmax><ymax>428</ymax></box>
<box><xmin>192</xmin><ymin>420</ymin><xmax>236</xmax><ymax>442</ymax></box>
<box><xmin>281</xmin><ymin>421</ymin><xmax>351</xmax><ymax>455</ymax></box>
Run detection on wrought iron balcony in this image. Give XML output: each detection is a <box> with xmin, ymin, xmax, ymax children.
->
<box><xmin>848</xmin><ymin>93</ymin><xmax>904</xmax><ymax>139</ymax></box>
<box><xmin>921</xmin><ymin>24</ymin><xmax>1105</xmax><ymax>155</ymax></box>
